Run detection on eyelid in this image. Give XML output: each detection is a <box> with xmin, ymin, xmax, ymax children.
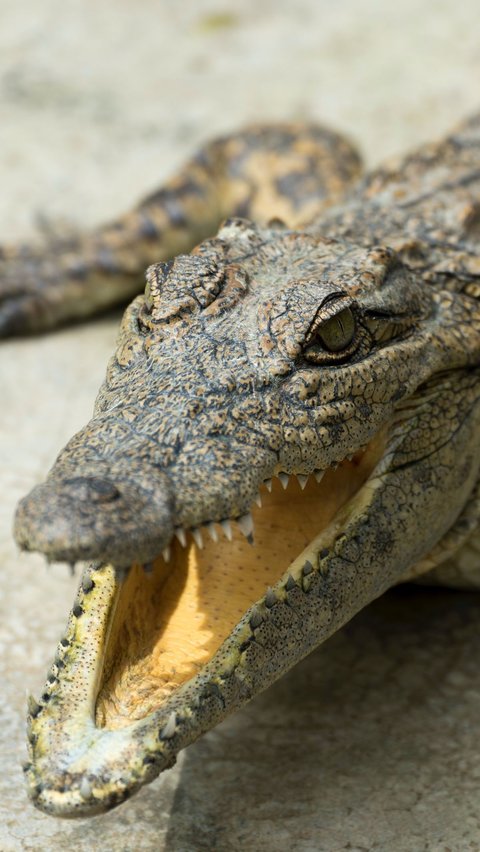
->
<box><xmin>305</xmin><ymin>295</ymin><xmax>356</xmax><ymax>342</ymax></box>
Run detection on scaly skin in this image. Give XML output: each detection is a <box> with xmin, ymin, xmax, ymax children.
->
<box><xmin>10</xmin><ymin>115</ymin><xmax>480</xmax><ymax>816</ymax></box>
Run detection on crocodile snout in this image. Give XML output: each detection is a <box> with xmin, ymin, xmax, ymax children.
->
<box><xmin>14</xmin><ymin>470</ymin><xmax>174</xmax><ymax>567</ymax></box>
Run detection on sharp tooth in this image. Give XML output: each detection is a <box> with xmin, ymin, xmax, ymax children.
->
<box><xmin>254</xmin><ymin>493</ymin><xmax>262</xmax><ymax>508</ymax></box>
<box><xmin>265</xmin><ymin>588</ymin><xmax>277</xmax><ymax>608</ymax></box>
<box><xmin>162</xmin><ymin>546</ymin><xmax>171</xmax><ymax>563</ymax></box>
<box><xmin>207</xmin><ymin>522</ymin><xmax>218</xmax><ymax>542</ymax></box>
<box><xmin>27</xmin><ymin>694</ymin><xmax>41</xmax><ymax>718</ymax></box>
<box><xmin>264</xmin><ymin>479</ymin><xmax>272</xmax><ymax>492</ymax></box>
<box><xmin>314</xmin><ymin>470</ymin><xmax>325</xmax><ymax>483</ymax></box>
<box><xmin>175</xmin><ymin>527</ymin><xmax>187</xmax><ymax>547</ymax></box>
<box><xmin>221</xmin><ymin>520</ymin><xmax>233</xmax><ymax>541</ymax></box>
<box><xmin>285</xmin><ymin>574</ymin><xmax>297</xmax><ymax>591</ymax></box>
<box><xmin>249</xmin><ymin>608</ymin><xmax>263</xmax><ymax>629</ymax></box>
<box><xmin>79</xmin><ymin>778</ymin><xmax>93</xmax><ymax>800</ymax></box>
<box><xmin>297</xmin><ymin>474</ymin><xmax>308</xmax><ymax>490</ymax></box>
<box><xmin>237</xmin><ymin>513</ymin><xmax>254</xmax><ymax>540</ymax></box>
<box><xmin>278</xmin><ymin>473</ymin><xmax>289</xmax><ymax>489</ymax></box>
<box><xmin>160</xmin><ymin>711</ymin><xmax>177</xmax><ymax>740</ymax></box>
<box><xmin>191</xmin><ymin>528</ymin><xmax>204</xmax><ymax>549</ymax></box>
<box><xmin>82</xmin><ymin>575</ymin><xmax>95</xmax><ymax>593</ymax></box>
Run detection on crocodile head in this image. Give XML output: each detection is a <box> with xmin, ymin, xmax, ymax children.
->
<box><xmin>15</xmin><ymin>219</ymin><xmax>480</xmax><ymax>816</ymax></box>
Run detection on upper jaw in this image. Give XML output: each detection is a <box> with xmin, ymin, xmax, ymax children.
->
<box><xmin>13</xmin><ymin>415</ymin><xmax>279</xmax><ymax>564</ymax></box>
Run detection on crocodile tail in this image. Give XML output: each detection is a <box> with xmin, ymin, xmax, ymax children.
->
<box><xmin>0</xmin><ymin>122</ymin><xmax>362</xmax><ymax>336</ymax></box>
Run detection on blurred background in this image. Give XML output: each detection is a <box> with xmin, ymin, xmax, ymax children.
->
<box><xmin>1</xmin><ymin>1</ymin><xmax>480</xmax><ymax>849</ymax></box>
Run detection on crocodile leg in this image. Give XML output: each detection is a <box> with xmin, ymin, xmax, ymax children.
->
<box><xmin>0</xmin><ymin>123</ymin><xmax>361</xmax><ymax>335</ymax></box>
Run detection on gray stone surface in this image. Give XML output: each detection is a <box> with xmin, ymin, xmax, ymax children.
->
<box><xmin>1</xmin><ymin>1</ymin><xmax>480</xmax><ymax>849</ymax></box>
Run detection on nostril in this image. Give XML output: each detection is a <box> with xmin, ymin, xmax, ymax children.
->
<box><xmin>62</xmin><ymin>477</ymin><xmax>121</xmax><ymax>503</ymax></box>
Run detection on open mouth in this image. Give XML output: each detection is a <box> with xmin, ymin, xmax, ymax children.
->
<box><xmin>96</xmin><ymin>435</ymin><xmax>385</xmax><ymax>730</ymax></box>
<box><xmin>25</xmin><ymin>428</ymin><xmax>389</xmax><ymax>816</ymax></box>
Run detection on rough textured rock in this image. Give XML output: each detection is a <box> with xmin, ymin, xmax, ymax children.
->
<box><xmin>1</xmin><ymin>0</ymin><xmax>480</xmax><ymax>848</ymax></box>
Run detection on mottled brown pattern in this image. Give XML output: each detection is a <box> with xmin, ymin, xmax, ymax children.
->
<box><xmin>10</xmin><ymin>115</ymin><xmax>480</xmax><ymax>817</ymax></box>
<box><xmin>0</xmin><ymin>123</ymin><xmax>361</xmax><ymax>335</ymax></box>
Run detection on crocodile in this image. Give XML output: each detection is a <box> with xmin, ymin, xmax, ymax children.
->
<box><xmin>8</xmin><ymin>115</ymin><xmax>480</xmax><ymax>817</ymax></box>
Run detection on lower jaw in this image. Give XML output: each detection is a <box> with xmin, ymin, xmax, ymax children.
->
<box><xmin>96</xmin><ymin>437</ymin><xmax>386</xmax><ymax>730</ymax></box>
<box><xmin>25</xmin><ymin>430</ymin><xmax>389</xmax><ymax>816</ymax></box>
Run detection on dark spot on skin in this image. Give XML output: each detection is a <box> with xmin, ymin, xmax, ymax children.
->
<box><xmin>138</xmin><ymin>216</ymin><xmax>161</xmax><ymax>241</ymax></box>
<box><xmin>68</xmin><ymin>260</ymin><xmax>89</xmax><ymax>280</ymax></box>
<box><xmin>145</xmin><ymin>177</ymin><xmax>203</xmax><ymax>207</ymax></box>
<box><xmin>276</xmin><ymin>169</ymin><xmax>326</xmax><ymax>208</ymax></box>
<box><xmin>142</xmin><ymin>754</ymin><xmax>156</xmax><ymax>765</ymax></box>
<box><xmin>357</xmin><ymin>402</ymin><xmax>373</xmax><ymax>418</ymax></box>
<box><xmin>164</xmin><ymin>198</ymin><xmax>188</xmax><ymax>228</ymax></box>
<box><xmin>200</xmin><ymin>682</ymin><xmax>226</xmax><ymax>708</ymax></box>
<box><xmin>231</xmin><ymin>194</ymin><xmax>255</xmax><ymax>219</ymax></box>
<box><xmin>96</xmin><ymin>248</ymin><xmax>118</xmax><ymax>274</ymax></box>
<box><xmin>144</xmin><ymin>185</ymin><xmax>196</xmax><ymax>229</ymax></box>
<box><xmin>192</xmin><ymin>149</ymin><xmax>210</xmax><ymax>169</ymax></box>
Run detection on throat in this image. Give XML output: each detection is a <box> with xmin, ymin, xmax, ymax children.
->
<box><xmin>95</xmin><ymin>438</ymin><xmax>385</xmax><ymax>730</ymax></box>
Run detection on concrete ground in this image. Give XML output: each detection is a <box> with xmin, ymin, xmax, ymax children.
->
<box><xmin>1</xmin><ymin>1</ymin><xmax>480</xmax><ymax>849</ymax></box>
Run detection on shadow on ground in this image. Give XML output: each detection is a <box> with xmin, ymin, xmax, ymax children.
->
<box><xmin>163</xmin><ymin>586</ymin><xmax>480</xmax><ymax>851</ymax></box>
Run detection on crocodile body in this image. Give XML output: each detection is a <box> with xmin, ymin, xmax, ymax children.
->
<box><xmin>9</xmin><ymin>115</ymin><xmax>480</xmax><ymax>816</ymax></box>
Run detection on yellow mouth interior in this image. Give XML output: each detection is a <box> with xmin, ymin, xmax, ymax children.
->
<box><xmin>95</xmin><ymin>438</ymin><xmax>386</xmax><ymax>730</ymax></box>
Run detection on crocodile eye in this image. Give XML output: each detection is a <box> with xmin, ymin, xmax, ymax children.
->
<box><xmin>315</xmin><ymin>307</ymin><xmax>356</xmax><ymax>352</ymax></box>
<box><xmin>303</xmin><ymin>303</ymin><xmax>358</xmax><ymax>364</ymax></box>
